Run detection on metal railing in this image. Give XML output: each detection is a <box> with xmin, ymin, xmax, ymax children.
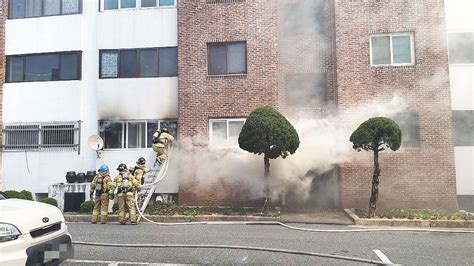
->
<box><xmin>3</xmin><ymin>121</ymin><xmax>81</xmax><ymax>153</ymax></box>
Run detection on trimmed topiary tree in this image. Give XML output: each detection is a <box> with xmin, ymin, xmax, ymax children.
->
<box><xmin>238</xmin><ymin>106</ymin><xmax>300</xmax><ymax>210</ymax></box>
<box><xmin>350</xmin><ymin>117</ymin><xmax>402</xmax><ymax>217</ymax></box>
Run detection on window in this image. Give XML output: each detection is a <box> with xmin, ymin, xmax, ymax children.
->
<box><xmin>448</xmin><ymin>32</ymin><xmax>474</xmax><ymax>64</ymax></box>
<box><xmin>209</xmin><ymin>119</ymin><xmax>245</xmax><ymax>147</ymax></box>
<box><xmin>208</xmin><ymin>42</ymin><xmax>246</xmax><ymax>75</ymax></box>
<box><xmin>3</xmin><ymin>122</ymin><xmax>80</xmax><ymax>151</ymax></box>
<box><xmin>286</xmin><ymin>73</ymin><xmax>327</xmax><ymax>107</ymax></box>
<box><xmin>99</xmin><ymin>48</ymin><xmax>177</xmax><ymax>78</ymax></box>
<box><xmin>6</xmin><ymin>52</ymin><xmax>81</xmax><ymax>83</ymax></box>
<box><xmin>8</xmin><ymin>0</ymin><xmax>81</xmax><ymax>19</ymax></box>
<box><xmin>370</xmin><ymin>33</ymin><xmax>414</xmax><ymax>66</ymax></box>
<box><xmin>102</xmin><ymin>0</ymin><xmax>174</xmax><ymax>10</ymax></box>
<box><xmin>281</xmin><ymin>1</ymin><xmax>326</xmax><ymax>36</ymax></box>
<box><xmin>99</xmin><ymin>120</ymin><xmax>177</xmax><ymax>150</ymax></box>
<box><xmin>393</xmin><ymin>112</ymin><xmax>421</xmax><ymax>147</ymax></box>
<box><xmin>452</xmin><ymin>111</ymin><xmax>474</xmax><ymax>146</ymax></box>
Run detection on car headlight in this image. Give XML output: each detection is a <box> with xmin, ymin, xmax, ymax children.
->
<box><xmin>0</xmin><ymin>223</ymin><xmax>21</xmax><ymax>243</ymax></box>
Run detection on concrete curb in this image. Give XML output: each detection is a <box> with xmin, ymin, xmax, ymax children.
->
<box><xmin>65</xmin><ymin>214</ymin><xmax>279</xmax><ymax>223</ymax></box>
<box><xmin>344</xmin><ymin>209</ymin><xmax>474</xmax><ymax>228</ymax></box>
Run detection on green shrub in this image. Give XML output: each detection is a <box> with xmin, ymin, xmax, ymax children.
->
<box><xmin>79</xmin><ymin>201</ymin><xmax>95</xmax><ymax>214</ymax></box>
<box><xmin>4</xmin><ymin>190</ymin><xmax>27</xmax><ymax>200</ymax></box>
<box><xmin>20</xmin><ymin>190</ymin><xmax>34</xmax><ymax>201</ymax></box>
<box><xmin>40</xmin><ymin>197</ymin><xmax>58</xmax><ymax>207</ymax></box>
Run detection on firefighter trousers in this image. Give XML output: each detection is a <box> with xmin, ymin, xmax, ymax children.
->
<box><xmin>156</xmin><ymin>146</ymin><xmax>168</xmax><ymax>162</ymax></box>
<box><xmin>118</xmin><ymin>193</ymin><xmax>137</xmax><ymax>224</ymax></box>
<box><xmin>92</xmin><ymin>194</ymin><xmax>109</xmax><ymax>224</ymax></box>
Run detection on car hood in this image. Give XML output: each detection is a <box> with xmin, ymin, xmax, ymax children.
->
<box><xmin>0</xmin><ymin>199</ymin><xmax>64</xmax><ymax>235</ymax></box>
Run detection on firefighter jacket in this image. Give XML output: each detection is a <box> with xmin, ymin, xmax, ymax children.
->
<box><xmin>134</xmin><ymin>165</ymin><xmax>150</xmax><ymax>185</ymax></box>
<box><xmin>114</xmin><ymin>171</ymin><xmax>140</xmax><ymax>196</ymax></box>
<box><xmin>153</xmin><ymin>132</ymin><xmax>175</xmax><ymax>148</ymax></box>
<box><xmin>90</xmin><ymin>173</ymin><xmax>113</xmax><ymax>196</ymax></box>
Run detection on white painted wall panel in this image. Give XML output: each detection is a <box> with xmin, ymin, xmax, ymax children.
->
<box><xmin>5</xmin><ymin>15</ymin><xmax>83</xmax><ymax>54</ymax></box>
<box><xmin>454</xmin><ymin>147</ymin><xmax>474</xmax><ymax>195</ymax></box>
<box><xmin>449</xmin><ymin>66</ymin><xmax>474</xmax><ymax>110</ymax></box>
<box><xmin>98</xmin><ymin>9</ymin><xmax>177</xmax><ymax>48</ymax></box>
<box><xmin>97</xmin><ymin>77</ymin><xmax>178</xmax><ymax>120</ymax></box>
<box><xmin>445</xmin><ymin>0</ymin><xmax>474</xmax><ymax>31</ymax></box>
<box><xmin>3</xmin><ymin>82</ymin><xmax>81</xmax><ymax>123</ymax></box>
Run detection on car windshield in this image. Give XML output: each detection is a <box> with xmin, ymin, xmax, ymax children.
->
<box><xmin>0</xmin><ymin>193</ymin><xmax>7</xmax><ymax>200</ymax></box>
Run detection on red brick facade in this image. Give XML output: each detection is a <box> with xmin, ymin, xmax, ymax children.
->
<box><xmin>334</xmin><ymin>0</ymin><xmax>457</xmax><ymax>209</ymax></box>
<box><xmin>178</xmin><ymin>0</ymin><xmax>457</xmax><ymax>209</ymax></box>
<box><xmin>177</xmin><ymin>0</ymin><xmax>279</xmax><ymax>205</ymax></box>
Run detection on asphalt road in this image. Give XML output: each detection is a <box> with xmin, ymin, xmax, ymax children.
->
<box><xmin>64</xmin><ymin>222</ymin><xmax>474</xmax><ymax>265</ymax></box>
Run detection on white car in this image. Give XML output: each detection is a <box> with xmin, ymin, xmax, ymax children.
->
<box><xmin>0</xmin><ymin>192</ymin><xmax>73</xmax><ymax>265</ymax></box>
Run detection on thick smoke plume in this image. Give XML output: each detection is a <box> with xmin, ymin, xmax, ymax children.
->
<box><xmin>173</xmin><ymin>96</ymin><xmax>408</xmax><ymax>203</ymax></box>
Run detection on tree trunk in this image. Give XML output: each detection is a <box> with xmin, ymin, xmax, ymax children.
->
<box><xmin>368</xmin><ymin>149</ymin><xmax>380</xmax><ymax>217</ymax></box>
<box><xmin>262</xmin><ymin>155</ymin><xmax>270</xmax><ymax>213</ymax></box>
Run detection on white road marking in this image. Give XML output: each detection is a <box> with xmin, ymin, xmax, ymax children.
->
<box><xmin>373</xmin><ymin>249</ymin><xmax>393</xmax><ymax>264</ymax></box>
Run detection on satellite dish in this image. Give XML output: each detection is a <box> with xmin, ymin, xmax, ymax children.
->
<box><xmin>88</xmin><ymin>135</ymin><xmax>104</xmax><ymax>151</ymax></box>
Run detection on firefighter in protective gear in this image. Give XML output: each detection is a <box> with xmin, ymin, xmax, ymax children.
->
<box><xmin>134</xmin><ymin>157</ymin><xmax>150</xmax><ymax>185</ymax></box>
<box><xmin>90</xmin><ymin>164</ymin><xmax>114</xmax><ymax>224</ymax></box>
<box><xmin>133</xmin><ymin>157</ymin><xmax>150</xmax><ymax>207</ymax></box>
<box><xmin>152</xmin><ymin>127</ymin><xmax>175</xmax><ymax>164</ymax></box>
<box><xmin>114</xmin><ymin>163</ymin><xmax>141</xmax><ymax>225</ymax></box>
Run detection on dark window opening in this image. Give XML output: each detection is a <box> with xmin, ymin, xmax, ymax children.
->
<box><xmin>393</xmin><ymin>112</ymin><xmax>421</xmax><ymax>147</ymax></box>
<box><xmin>281</xmin><ymin>0</ymin><xmax>326</xmax><ymax>36</ymax></box>
<box><xmin>99</xmin><ymin>47</ymin><xmax>178</xmax><ymax>78</ymax></box>
<box><xmin>448</xmin><ymin>32</ymin><xmax>474</xmax><ymax>64</ymax></box>
<box><xmin>208</xmin><ymin>42</ymin><xmax>246</xmax><ymax>75</ymax></box>
<box><xmin>8</xmin><ymin>0</ymin><xmax>81</xmax><ymax>19</ymax></box>
<box><xmin>6</xmin><ymin>52</ymin><xmax>81</xmax><ymax>83</ymax></box>
<box><xmin>452</xmin><ymin>110</ymin><xmax>474</xmax><ymax>146</ymax></box>
<box><xmin>286</xmin><ymin>73</ymin><xmax>327</xmax><ymax>107</ymax></box>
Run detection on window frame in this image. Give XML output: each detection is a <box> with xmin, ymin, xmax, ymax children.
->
<box><xmin>100</xmin><ymin>0</ymin><xmax>176</xmax><ymax>11</ymax></box>
<box><xmin>207</xmin><ymin>41</ymin><xmax>247</xmax><ymax>76</ymax></box>
<box><xmin>369</xmin><ymin>32</ymin><xmax>415</xmax><ymax>67</ymax></box>
<box><xmin>8</xmin><ymin>0</ymin><xmax>82</xmax><ymax>19</ymax></box>
<box><xmin>99</xmin><ymin>119</ymin><xmax>177</xmax><ymax>150</ymax></box>
<box><xmin>99</xmin><ymin>47</ymin><xmax>177</xmax><ymax>79</ymax></box>
<box><xmin>208</xmin><ymin>118</ymin><xmax>246</xmax><ymax>148</ymax></box>
<box><xmin>6</xmin><ymin>51</ymin><xmax>82</xmax><ymax>83</ymax></box>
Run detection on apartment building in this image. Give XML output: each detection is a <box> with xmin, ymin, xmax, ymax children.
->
<box><xmin>2</xmin><ymin>0</ymin><xmax>178</xmax><ymax>198</ymax></box>
<box><xmin>178</xmin><ymin>0</ymin><xmax>459</xmax><ymax>210</ymax></box>
<box><xmin>445</xmin><ymin>0</ymin><xmax>474</xmax><ymax>211</ymax></box>
<box><xmin>1</xmin><ymin>0</ymin><xmax>469</xmax><ymax>211</ymax></box>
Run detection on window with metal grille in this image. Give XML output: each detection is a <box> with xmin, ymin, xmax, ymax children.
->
<box><xmin>3</xmin><ymin>122</ymin><xmax>80</xmax><ymax>152</ymax></box>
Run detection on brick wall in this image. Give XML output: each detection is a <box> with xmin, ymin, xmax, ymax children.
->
<box><xmin>177</xmin><ymin>0</ymin><xmax>279</xmax><ymax>205</ymax></box>
<box><xmin>0</xmin><ymin>0</ymin><xmax>6</xmax><ymax>190</ymax></box>
<box><xmin>334</xmin><ymin>0</ymin><xmax>458</xmax><ymax>209</ymax></box>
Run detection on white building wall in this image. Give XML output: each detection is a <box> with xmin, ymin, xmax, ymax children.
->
<box><xmin>445</xmin><ymin>0</ymin><xmax>474</xmax><ymax>209</ymax></box>
<box><xmin>2</xmin><ymin>1</ymin><xmax>178</xmax><ymax>196</ymax></box>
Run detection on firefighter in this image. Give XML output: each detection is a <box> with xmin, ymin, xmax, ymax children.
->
<box><xmin>90</xmin><ymin>164</ymin><xmax>114</xmax><ymax>224</ymax></box>
<box><xmin>133</xmin><ymin>157</ymin><xmax>150</xmax><ymax>207</ymax></box>
<box><xmin>152</xmin><ymin>127</ymin><xmax>175</xmax><ymax>165</ymax></box>
<box><xmin>133</xmin><ymin>157</ymin><xmax>150</xmax><ymax>186</ymax></box>
<box><xmin>114</xmin><ymin>163</ymin><xmax>141</xmax><ymax>225</ymax></box>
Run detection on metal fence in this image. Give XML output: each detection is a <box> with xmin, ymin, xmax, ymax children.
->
<box><xmin>3</xmin><ymin>121</ymin><xmax>81</xmax><ymax>153</ymax></box>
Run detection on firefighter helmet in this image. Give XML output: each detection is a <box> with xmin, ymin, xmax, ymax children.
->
<box><xmin>136</xmin><ymin>157</ymin><xmax>146</xmax><ymax>165</ymax></box>
<box><xmin>98</xmin><ymin>164</ymin><xmax>109</xmax><ymax>173</ymax></box>
<box><xmin>117</xmin><ymin>163</ymin><xmax>127</xmax><ymax>171</ymax></box>
<box><xmin>161</xmin><ymin>127</ymin><xmax>169</xmax><ymax>133</ymax></box>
